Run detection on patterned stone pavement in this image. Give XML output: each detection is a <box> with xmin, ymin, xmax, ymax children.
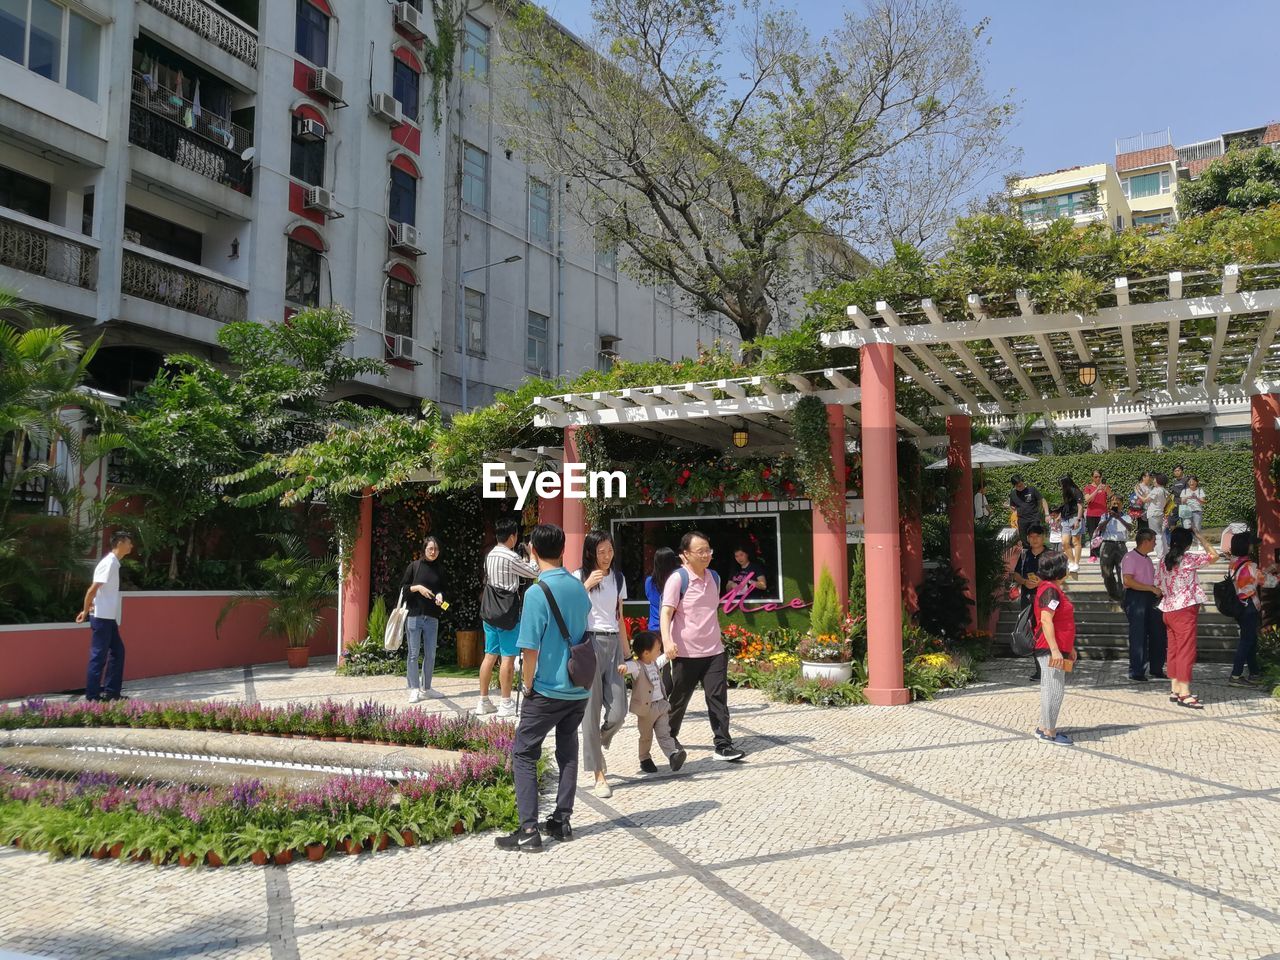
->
<box><xmin>1</xmin><ymin>657</ymin><xmax>1278</xmax><ymax>960</ymax></box>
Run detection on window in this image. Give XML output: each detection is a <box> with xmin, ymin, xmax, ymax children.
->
<box><xmin>1133</xmin><ymin>211</ymin><xmax>1173</xmax><ymax>228</ymax></box>
<box><xmin>462</xmin><ymin>17</ymin><xmax>489</xmax><ymax>80</ymax></box>
<box><xmin>459</xmin><ymin>288</ymin><xmax>485</xmax><ymax>355</ymax></box>
<box><xmin>289</xmin><ymin>121</ymin><xmax>325</xmax><ymax>186</ymax></box>
<box><xmin>0</xmin><ymin>0</ymin><xmax>101</xmax><ymax>101</ymax></box>
<box><xmin>385</xmin><ymin>277</ymin><xmax>414</xmax><ymax>338</ymax></box>
<box><xmin>1161</xmin><ymin>428</ymin><xmax>1203</xmax><ymax>449</ymax></box>
<box><xmin>295</xmin><ymin>0</ymin><xmax>329</xmax><ymax>67</ymax></box>
<box><xmin>389</xmin><ymin>167</ymin><xmax>416</xmax><ymax>226</ymax></box>
<box><xmin>529</xmin><ymin>178</ymin><xmax>551</xmax><ymax>243</ymax></box>
<box><xmin>1122</xmin><ymin>170</ymin><xmax>1171</xmax><ymax>200</ymax></box>
<box><xmin>285</xmin><ymin>238</ymin><xmax>321</xmax><ymax>307</ymax></box>
<box><xmin>0</xmin><ymin>163</ymin><xmax>52</xmax><ymax>219</ymax></box>
<box><xmin>526</xmin><ymin>310</ymin><xmax>548</xmax><ymax>372</ymax></box>
<box><xmin>1019</xmin><ymin>189</ymin><xmax>1099</xmax><ymax>222</ymax></box>
<box><xmin>1018</xmin><ymin>438</ymin><xmax>1044</xmax><ymax>455</ymax></box>
<box><xmin>392</xmin><ymin>59</ymin><xmax>419</xmax><ymax>118</ymax></box>
<box><xmin>596</xmin><ymin>234</ymin><xmax>617</xmax><ymax>272</ymax></box>
<box><xmin>598</xmin><ymin>335</ymin><xmax>620</xmax><ymax>372</ymax></box>
<box><xmin>123</xmin><ymin>206</ymin><xmax>202</xmax><ymax>265</ymax></box>
<box><xmin>1114</xmin><ymin>433</ymin><xmax>1150</xmax><ymax>449</ymax></box>
<box><xmin>1214</xmin><ymin>426</ymin><xmax>1250</xmax><ymax>445</ymax></box>
<box><xmin>462</xmin><ymin>144</ymin><xmax>487</xmax><ymax>210</ymax></box>
<box><xmin>80</xmin><ymin>188</ymin><xmax>93</xmax><ymax>235</ymax></box>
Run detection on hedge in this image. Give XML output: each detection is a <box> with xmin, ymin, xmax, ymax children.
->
<box><xmin>981</xmin><ymin>445</ymin><xmax>1255</xmax><ymax>529</ymax></box>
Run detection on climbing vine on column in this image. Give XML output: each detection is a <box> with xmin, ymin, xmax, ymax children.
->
<box><xmin>793</xmin><ymin>395</ymin><xmax>840</xmax><ymax>525</ymax></box>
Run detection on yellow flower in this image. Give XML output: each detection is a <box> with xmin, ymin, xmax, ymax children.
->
<box><xmin>914</xmin><ymin>653</ymin><xmax>952</xmax><ymax>668</ymax></box>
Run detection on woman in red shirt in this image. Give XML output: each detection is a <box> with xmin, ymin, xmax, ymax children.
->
<box><xmin>1082</xmin><ymin>470</ymin><xmax>1111</xmax><ymax>563</ymax></box>
<box><xmin>1033</xmin><ymin>551</ymin><xmax>1076</xmax><ymax>745</ymax></box>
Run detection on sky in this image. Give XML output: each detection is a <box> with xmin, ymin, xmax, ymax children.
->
<box><xmin>539</xmin><ymin>0</ymin><xmax>1278</xmax><ymax>179</ymax></box>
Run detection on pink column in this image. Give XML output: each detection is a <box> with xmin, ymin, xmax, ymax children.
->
<box><xmin>1252</xmin><ymin>394</ymin><xmax>1280</xmax><ymax>567</ymax></box>
<box><xmin>538</xmin><ymin>490</ymin><xmax>564</xmax><ymax>527</ymax></box>
<box><xmin>947</xmin><ymin>414</ymin><xmax>977</xmax><ymax>631</ymax></box>
<box><xmin>340</xmin><ymin>489</ymin><xmax>374</xmax><ymax>657</ymax></box>
<box><xmin>861</xmin><ymin>344</ymin><xmax>908</xmax><ymax>705</ymax></box>
<box><xmin>812</xmin><ymin>403</ymin><xmax>849</xmax><ymax>610</ymax></box>
<box><xmin>562</xmin><ymin>425</ymin><xmax>585</xmax><ymax>570</ymax></box>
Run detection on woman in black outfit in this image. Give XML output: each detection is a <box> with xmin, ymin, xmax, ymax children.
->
<box><xmin>400</xmin><ymin>536</ymin><xmax>446</xmax><ymax>702</ymax></box>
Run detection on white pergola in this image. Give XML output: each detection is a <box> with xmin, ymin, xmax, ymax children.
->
<box><xmin>822</xmin><ymin>263</ymin><xmax>1280</xmax><ymax>418</ymax></box>
<box><xmin>531</xmin><ymin>366</ymin><xmax>929</xmax><ymax>453</ymax></box>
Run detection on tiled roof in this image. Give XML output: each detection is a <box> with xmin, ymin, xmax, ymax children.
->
<box><xmin>1116</xmin><ymin>145</ymin><xmax>1176</xmax><ymax>172</ymax></box>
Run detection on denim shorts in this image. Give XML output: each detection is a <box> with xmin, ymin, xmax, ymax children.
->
<box><xmin>483</xmin><ymin>622</ymin><xmax>520</xmax><ymax>657</ymax></box>
<box><xmin>1060</xmin><ymin>516</ymin><xmax>1082</xmax><ymax>537</ymax></box>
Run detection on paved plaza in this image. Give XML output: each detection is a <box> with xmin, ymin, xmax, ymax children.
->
<box><xmin>1</xmin><ymin>657</ymin><xmax>1278</xmax><ymax>960</ymax></box>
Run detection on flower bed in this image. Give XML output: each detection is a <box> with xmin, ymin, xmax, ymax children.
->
<box><xmin>0</xmin><ymin>698</ymin><xmax>509</xmax><ymax>752</ymax></box>
<box><xmin>0</xmin><ymin>759</ymin><xmax>517</xmax><ymax>867</ymax></box>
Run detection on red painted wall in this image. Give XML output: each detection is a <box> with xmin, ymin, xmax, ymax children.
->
<box><xmin>0</xmin><ymin>593</ymin><xmax>336</xmax><ymax>701</ymax></box>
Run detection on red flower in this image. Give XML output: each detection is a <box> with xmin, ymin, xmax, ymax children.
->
<box><xmin>762</xmin><ymin>468</ymin><xmax>772</xmax><ymax>479</ymax></box>
<box><xmin>676</xmin><ymin>475</ymin><xmax>687</xmax><ymax>486</ymax></box>
<box><xmin>681</xmin><ymin>469</ymin><xmax>691</xmax><ymax>479</ymax></box>
<box><xmin>783</xmin><ymin>481</ymin><xmax>795</xmax><ymax>493</ymax></box>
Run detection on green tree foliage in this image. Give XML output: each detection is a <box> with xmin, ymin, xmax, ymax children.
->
<box><xmin>0</xmin><ymin>294</ymin><xmax>121</xmax><ymax>622</ymax></box>
<box><xmin>1178</xmin><ymin>148</ymin><xmax>1280</xmax><ymax>219</ymax></box>
<box><xmin>848</xmin><ymin>545</ymin><xmax>867</xmax><ymax>620</ymax></box>
<box><xmin>810</xmin><ymin>567</ymin><xmax>842</xmax><ymax>637</ymax></box>
<box><xmin>502</xmin><ymin>0</ymin><xmax>1013</xmax><ymax>340</ymax></box>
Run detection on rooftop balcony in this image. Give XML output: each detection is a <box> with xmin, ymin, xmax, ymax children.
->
<box><xmin>121</xmin><ymin>243</ymin><xmax>247</xmax><ymax>326</ymax></box>
<box><xmin>128</xmin><ymin>71</ymin><xmax>253</xmax><ymax>196</ymax></box>
<box><xmin>142</xmin><ymin>0</ymin><xmax>258</xmax><ymax>68</ymax></box>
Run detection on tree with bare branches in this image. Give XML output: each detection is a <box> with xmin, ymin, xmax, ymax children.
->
<box><xmin>499</xmin><ymin>0</ymin><xmax>1015</xmax><ymax>343</ymax></box>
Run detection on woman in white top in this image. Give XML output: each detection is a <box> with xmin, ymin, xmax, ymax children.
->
<box><xmin>574</xmin><ymin>530</ymin><xmax>630</xmax><ymax>797</ymax></box>
<box><xmin>1179</xmin><ymin>475</ymin><xmax>1206</xmax><ymax>531</ymax></box>
<box><xmin>974</xmin><ymin>480</ymin><xmax>990</xmax><ymax>522</ymax></box>
<box><xmin>1144</xmin><ymin>472</ymin><xmax>1169</xmax><ymax>561</ymax></box>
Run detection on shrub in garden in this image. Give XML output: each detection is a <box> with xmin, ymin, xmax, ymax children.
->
<box><xmin>810</xmin><ymin>567</ymin><xmax>842</xmax><ymax>638</ymax></box>
<box><xmin>915</xmin><ymin>565</ymin><xmax>974</xmax><ymax>644</ymax></box>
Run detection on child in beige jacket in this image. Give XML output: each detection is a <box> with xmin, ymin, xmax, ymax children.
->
<box><xmin>618</xmin><ymin>631</ymin><xmax>688</xmax><ymax>774</ymax></box>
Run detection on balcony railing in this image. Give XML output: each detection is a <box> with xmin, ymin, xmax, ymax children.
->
<box><xmin>129</xmin><ymin>72</ymin><xmax>253</xmax><ymax>194</ymax></box>
<box><xmin>121</xmin><ymin>243</ymin><xmax>247</xmax><ymax>324</ymax></box>
<box><xmin>0</xmin><ymin>208</ymin><xmax>98</xmax><ymax>290</ymax></box>
<box><xmin>1176</xmin><ymin>139</ymin><xmax>1224</xmax><ymax>167</ymax></box>
<box><xmin>142</xmin><ymin>0</ymin><xmax>258</xmax><ymax>67</ymax></box>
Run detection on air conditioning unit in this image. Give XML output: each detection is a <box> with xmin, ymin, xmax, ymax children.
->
<box><xmin>309</xmin><ymin>68</ymin><xmax>344</xmax><ymax>102</ymax></box>
<box><xmin>292</xmin><ymin>117</ymin><xmax>326</xmax><ymax>143</ymax></box>
<box><xmin>304</xmin><ymin>186</ymin><xmax>337</xmax><ymax>215</ymax></box>
<box><xmin>385</xmin><ymin>333</ymin><xmax>416</xmax><ymax>360</ymax></box>
<box><xmin>391</xmin><ymin>221</ymin><xmax>424</xmax><ymax>255</ymax></box>
<box><xmin>371</xmin><ymin>91</ymin><xmax>403</xmax><ymax>125</ymax></box>
<box><xmin>394</xmin><ymin>1</ymin><xmax>427</xmax><ymax>39</ymax></box>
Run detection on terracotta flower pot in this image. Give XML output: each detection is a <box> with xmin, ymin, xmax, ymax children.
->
<box><xmin>131</xmin><ymin>849</ymin><xmax>150</xmax><ymax>863</ymax></box>
<box><xmin>205</xmin><ymin>851</ymin><xmax>223</xmax><ymax>868</ymax></box>
<box><xmin>334</xmin><ymin>736</ymin><xmax>350</xmax><ymax>743</ymax></box>
<box><xmin>92</xmin><ymin>846</ymin><xmax>109</xmax><ymax>860</ymax></box>
<box><xmin>368</xmin><ymin>833</ymin><xmax>389</xmax><ymax>852</ymax></box>
<box><xmin>272</xmin><ymin>849</ymin><xmax>294</xmax><ymax>866</ymax></box>
<box><xmin>178</xmin><ymin>853</ymin><xmax>196</xmax><ymax>867</ymax></box>
<box><xmin>321</xmin><ymin>736</ymin><xmax>337</xmax><ymax>742</ymax></box>
<box><xmin>250</xmin><ymin>850</ymin><xmax>269</xmax><ymax>866</ymax></box>
<box><xmin>285</xmin><ymin>645</ymin><xmax>310</xmax><ymax>669</ymax></box>
<box><xmin>452</xmin><ymin>821</ymin><xmax>465</xmax><ymax>836</ymax></box>
<box><xmin>341</xmin><ymin>837</ymin><xmax>363</xmax><ymax>855</ymax></box>
<box><xmin>109</xmin><ymin>842</ymin><xmax>124</xmax><ymax>859</ymax></box>
<box><xmin>306</xmin><ymin>843</ymin><xmax>326</xmax><ymax>862</ymax></box>
<box><xmin>400</xmin><ymin>831</ymin><xmax>416</xmax><ymax>847</ymax></box>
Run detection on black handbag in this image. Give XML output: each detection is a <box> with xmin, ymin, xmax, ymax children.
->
<box><xmin>537</xmin><ymin>582</ymin><xmax>596</xmax><ymax>689</ymax></box>
<box><xmin>480</xmin><ymin>582</ymin><xmax>520</xmax><ymax>630</ymax></box>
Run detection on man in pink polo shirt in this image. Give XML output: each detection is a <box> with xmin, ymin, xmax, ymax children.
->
<box><xmin>661</xmin><ymin>531</ymin><xmax>744</xmax><ymax>762</ymax></box>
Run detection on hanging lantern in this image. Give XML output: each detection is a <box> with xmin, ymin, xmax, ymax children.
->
<box><xmin>731</xmin><ymin>424</ymin><xmax>749</xmax><ymax>448</ymax></box>
<box><xmin>1077</xmin><ymin>361</ymin><xmax>1098</xmax><ymax>388</ymax></box>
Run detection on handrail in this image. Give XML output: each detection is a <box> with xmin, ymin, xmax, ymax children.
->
<box><xmin>0</xmin><ymin>208</ymin><xmax>99</xmax><ymax>290</ymax></box>
<box><xmin>121</xmin><ymin>240</ymin><xmax>248</xmax><ymax>289</ymax></box>
<box><xmin>141</xmin><ymin>0</ymin><xmax>258</xmax><ymax>67</ymax></box>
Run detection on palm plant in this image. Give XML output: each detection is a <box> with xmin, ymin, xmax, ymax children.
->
<box><xmin>219</xmin><ymin>533</ymin><xmax>336</xmax><ymax>650</ymax></box>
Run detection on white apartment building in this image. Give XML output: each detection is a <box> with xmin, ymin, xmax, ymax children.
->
<box><xmin>0</xmin><ymin>0</ymin><xmax>737</xmax><ymax>424</ymax></box>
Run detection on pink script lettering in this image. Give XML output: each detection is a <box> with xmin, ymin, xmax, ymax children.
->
<box><xmin>720</xmin><ymin>579</ymin><xmax>812</xmax><ymax>615</ymax></box>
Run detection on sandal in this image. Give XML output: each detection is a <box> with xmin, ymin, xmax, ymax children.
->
<box><xmin>1175</xmin><ymin>695</ymin><xmax>1204</xmax><ymax>709</ymax></box>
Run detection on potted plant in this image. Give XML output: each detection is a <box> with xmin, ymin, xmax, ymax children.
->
<box><xmin>219</xmin><ymin>533</ymin><xmax>336</xmax><ymax>670</ymax></box>
<box><xmin>800</xmin><ymin>568</ymin><xmax>854</xmax><ymax>682</ymax></box>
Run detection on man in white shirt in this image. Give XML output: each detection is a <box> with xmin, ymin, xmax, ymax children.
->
<box><xmin>478</xmin><ymin>517</ymin><xmax>540</xmax><ymax>718</ymax></box>
<box><xmin>75</xmin><ymin>530</ymin><xmax>134</xmax><ymax>701</ymax></box>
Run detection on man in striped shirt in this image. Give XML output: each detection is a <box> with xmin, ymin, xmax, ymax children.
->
<box><xmin>478</xmin><ymin>517</ymin><xmax>540</xmax><ymax>717</ymax></box>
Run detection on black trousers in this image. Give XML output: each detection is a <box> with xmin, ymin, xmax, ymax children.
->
<box><xmin>512</xmin><ymin>691</ymin><xmax>587</xmax><ymax>831</ymax></box>
<box><xmin>667</xmin><ymin>651</ymin><xmax>733</xmax><ymax>751</ymax></box>
<box><xmin>1123</xmin><ymin>589</ymin><xmax>1167</xmax><ymax>678</ymax></box>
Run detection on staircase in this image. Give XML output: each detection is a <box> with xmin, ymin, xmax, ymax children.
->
<box><xmin>993</xmin><ymin>549</ymin><xmax>1242</xmax><ymax>663</ymax></box>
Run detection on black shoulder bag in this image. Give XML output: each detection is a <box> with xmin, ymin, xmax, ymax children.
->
<box><xmin>537</xmin><ymin>582</ymin><xmax>596</xmax><ymax>689</ymax></box>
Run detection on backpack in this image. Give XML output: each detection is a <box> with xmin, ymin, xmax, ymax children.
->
<box><xmin>1212</xmin><ymin>560</ymin><xmax>1247</xmax><ymax>620</ymax></box>
<box><xmin>1011</xmin><ymin>581</ymin><xmax>1056</xmax><ymax>657</ymax></box>
<box><xmin>676</xmin><ymin>566</ymin><xmax>721</xmax><ymax>598</ymax></box>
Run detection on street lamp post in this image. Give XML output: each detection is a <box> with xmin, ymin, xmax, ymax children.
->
<box><xmin>458</xmin><ymin>254</ymin><xmax>522</xmax><ymax>413</ymax></box>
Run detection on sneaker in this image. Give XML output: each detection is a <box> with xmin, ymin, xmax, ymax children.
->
<box><xmin>669</xmin><ymin>749</ymin><xmax>687</xmax><ymax>772</ymax></box>
<box><xmin>408</xmin><ymin>689</ymin><xmax>422</xmax><ymax>703</ymax></box>
<box><xmin>102</xmin><ymin>692</ymin><xmax>129</xmax><ymax>701</ymax></box>
<box><xmin>1067</xmin><ymin>562</ymin><xmax>1079</xmax><ymax>573</ymax></box>
<box><xmin>713</xmin><ymin>745</ymin><xmax>744</xmax><ymax>762</ymax></box>
<box><xmin>639</xmin><ymin>758</ymin><xmax>659</xmax><ymax>774</ymax></box>
<box><xmin>592</xmin><ymin>780</ymin><xmax>612</xmax><ymax>798</ymax></box>
<box><xmin>475</xmin><ymin>698</ymin><xmax>496</xmax><ymax>716</ymax></box>
<box><xmin>1127</xmin><ymin>674</ymin><xmax>1149</xmax><ymax>682</ymax></box>
<box><xmin>542</xmin><ymin>817</ymin><xmax>572</xmax><ymax>842</ymax></box>
<box><xmin>1088</xmin><ymin>557</ymin><xmax>1099</xmax><ymax>564</ymax></box>
<box><xmin>496</xmin><ymin>698</ymin><xmax>516</xmax><ymax>718</ymax></box>
<box><xmin>1034</xmin><ymin>728</ymin><xmax>1050</xmax><ymax>742</ymax></box>
<box><xmin>1228</xmin><ymin>675</ymin><xmax>1256</xmax><ymax>687</ymax></box>
<box><xmin>1049</xmin><ymin>733</ymin><xmax>1074</xmax><ymax>746</ymax></box>
<box><xmin>494</xmin><ymin>828</ymin><xmax>542</xmax><ymax>852</ymax></box>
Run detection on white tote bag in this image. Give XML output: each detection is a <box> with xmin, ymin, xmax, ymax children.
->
<box><xmin>384</xmin><ymin>588</ymin><xmax>408</xmax><ymax>651</ymax></box>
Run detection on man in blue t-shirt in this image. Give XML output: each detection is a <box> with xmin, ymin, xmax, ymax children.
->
<box><xmin>497</xmin><ymin>523</ymin><xmax>592</xmax><ymax>853</ymax></box>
